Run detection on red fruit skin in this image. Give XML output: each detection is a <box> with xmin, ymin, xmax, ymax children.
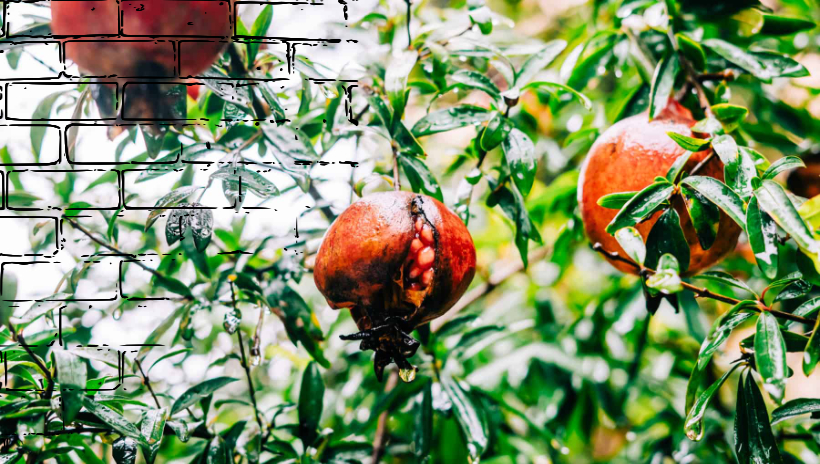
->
<box><xmin>313</xmin><ymin>191</ymin><xmax>476</xmax><ymax>331</ymax></box>
<box><xmin>578</xmin><ymin>100</ymin><xmax>741</xmax><ymax>276</ymax></box>
<box><xmin>51</xmin><ymin>0</ymin><xmax>231</xmax><ymax>77</ymax></box>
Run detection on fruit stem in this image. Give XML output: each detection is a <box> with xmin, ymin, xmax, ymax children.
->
<box><xmin>391</xmin><ymin>144</ymin><xmax>402</xmax><ymax>191</ymax></box>
<box><xmin>590</xmin><ymin>243</ymin><xmax>817</xmax><ymax>326</ymax></box>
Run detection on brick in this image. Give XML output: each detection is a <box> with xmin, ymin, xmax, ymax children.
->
<box><xmin>63</xmin><ymin>40</ymin><xmax>177</xmax><ymax>77</ymax></box>
<box><xmin>6</xmin><ymin>169</ymin><xmax>121</xmax><ymax>210</ymax></box>
<box><xmin>5</xmin><ymin>82</ymin><xmax>114</xmax><ymax>120</ymax></box>
<box><xmin>0</xmin><ymin>41</ymin><xmax>62</xmax><ymax>76</ymax></box>
<box><xmin>0</xmin><ymin>261</ymin><xmax>62</xmax><ymax>302</ymax></box>
<box><xmin>5</xmin><ymin>1</ymin><xmax>55</xmax><ymax>38</ymax></box>
<box><xmin>0</xmin><ymin>124</ymin><xmax>61</xmax><ymax>165</ymax></box>
<box><xmin>0</xmin><ymin>216</ymin><xmax>59</xmax><ymax>257</ymax></box>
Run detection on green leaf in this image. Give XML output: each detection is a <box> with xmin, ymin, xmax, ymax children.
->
<box><xmin>171</xmin><ymin>377</ymin><xmax>238</xmax><ymax>416</ymax></box>
<box><xmin>597</xmin><ymin>191</ymin><xmax>637</xmax><ymax>210</ymax></box>
<box><xmin>667</xmin><ymin>132</ymin><xmax>710</xmax><ymax>152</ymax></box>
<box><xmin>676</xmin><ymin>33</ymin><xmax>707</xmax><ymax>71</ymax></box>
<box><xmin>755</xmin><ymin>312</ymin><xmax>787</xmax><ymax>403</ymax></box>
<box><xmin>614</xmin><ymin>227</ymin><xmax>645</xmax><ymax>265</ymax></box>
<box><xmin>680</xmin><ymin>176</ymin><xmax>746</xmax><ymax>229</ymax></box>
<box><xmin>268</xmin><ymin>284</ymin><xmax>330</xmax><ymax>368</ymax></box>
<box><xmin>711</xmin><ymin>105</ymin><xmax>748</xmax><ymax>133</ymax></box>
<box><xmin>412</xmin><ymin>106</ymin><xmax>494</xmax><ymax>137</ymax></box>
<box><xmin>692</xmin><ymin>271</ymin><xmax>757</xmax><ymax>296</ymax></box>
<box><xmin>734</xmin><ymin>373</ymin><xmax>784</xmax><ymax>464</ymax></box>
<box><xmin>298</xmin><ymin>362</ymin><xmax>324</xmax><ymax>446</ymax></box>
<box><xmin>680</xmin><ymin>184</ymin><xmax>720</xmax><ymax>250</ymax></box>
<box><xmin>502</xmin><ymin>128</ymin><xmax>537</xmax><ymax>196</ymax></box>
<box><xmin>703</xmin><ymin>39</ymin><xmax>808</xmax><ymax>82</ymax></box>
<box><xmin>53</xmin><ymin>350</ymin><xmax>87</xmax><ymax>423</ymax></box>
<box><xmin>441</xmin><ymin>376</ymin><xmax>488</xmax><ymax>461</ymax></box>
<box><xmin>211</xmin><ymin>166</ymin><xmax>280</xmax><ymax>199</ymax></box>
<box><xmin>139</xmin><ymin>304</ymin><xmax>189</xmax><ymax>359</ymax></box>
<box><xmin>31</xmin><ymin>92</ymin><xmax>63</xmax><ymax>161</ymax></box>
<box><xmin>0</xmin><ymin>271</ymin><xmax>18</xmax><ymax>327</ymax></box>
<box><xmin>567</xmin><ymin>40</ymin><xmax>616</xmax><ymax>91</ymax></box>
<box><xmin>514</xmin><ymin>39</ymin><xmax>567</xmax><ymax>89</ymax></box>
<box><xmin>112</xmin><ymin>437</ymin><xmax>138</xmax><ymax>464</ymax></box>
<box><xmin>741</xmin><ymin>330</ymin><xmax>810</xmax><ymax>353</ymax></box>
<box><xmin>262</xmin><ymin>125</ymin><xmax>319</xmax><ymax>162</ymax></box>
<box><xmin>762</xmin><ymin>156</ymin><xmax>804</xmax><ymax>180</ymax></box>
<box><xmin>785</xmin><ymin>297</ymin><xmax>820</xmax><ymax>328</ymax></box>
<box><xmin>803</xmin><ymin>316</ymin><xmax>820</xmax><ymax>376</ymax></box>
<box><xmin>398</xmin><ymin>154</ymin><xmax>444</xmax><ymax>202</ymax></box>
<box><xmin>479</xmin><ymin>113</ymin><xmax>512</xmax><ymax>151</ymax></box>
<box><xmin>393</xmin><ymin>121</ymin><xmax>426</xmax><ymax>157</ymax></box>
<box><xmin>248</xmin><ymin>5</ymin><xmax>273</xmax><ymax>63</ymax></box>
<box><xmin>755</xmin><ymin>180</ymin><xmax>820</xmax><ymax>256</ymax></box>
<box><xmin>648</xmin><ymin>53</ymin><xmax>680</xmax><ymax>120</ymax></box>
<box><xmin>686</xmin><ymin>301</ymin><xmax>757</xmax><ymax>413</ymax></box>
<box><xmin>759</xmin><ymin>14</ymin><xmax>816</xmax><ymax>35</ymax></box>
<box><xmin>486</xmin><ymin>179</ymin><xmax>542</xmax><ymax>267</ymax></box>
<box><xmin>684</xmin><ymin>362</ymin><xmax>742</xmax><ymax>441</ymax></box>
<box><xmin>145</xmin><ymin>186</ymin><xmax>202</xmax><ymax>231</ymax></box>
<box><xmin>746</xmin><ymin>196</ymin><xmax>779</xmax><ymax>279</ymax></box>
<box><xmin>413</xmin><ymin>380</ymin><xmax>433</xmax><ymax>460</ymax></box>
<box><xmin>385</xmin><ymin>50</ymin><xmax>418</xmax><ymax>124</ymax></box>
<box><xmin>82</xmin><ymin>397</ymin><xmax>142</xmax><ymax>439</ymax></box>
<box><xmin>644</xmin><ymin>208</ymin><xmax>690</xmax><ymax>274</ymax></box>
<box><xmin>521</xmin><ymin>81</ymin><xmax>592</xmax><ymax>110</ymax></box>
<box><xmin>646</xmin><ymin>254</ymin><xmax>683</xmax><ymax>295</ymax></box>
<box><xmin>604</xmin><ymin>181</ymin><xmax>674</xmax><ymax>234</ymax></box>
<box><xmin>714</xmin><ymin>134</ymin><xmax>755</xmax><ymax>201</ymax></box>
<box><xmin>136</xmin><ymin>144</ymin><xmax>220</xmax><ymax>183</ymax></box>
<box><xmin>772</xmin><ymin>398</ymin><xmax>820</xmax><ymax>425</ymax></box>
<box><xmin>140</xmin><ymin>408</ymin><xmax>166</xmax><ymax>464</ymax></box>
<box><xmin>451</xmin><ymin>70</ymin><xmax>501</xmax><ymax>100</ymax></box>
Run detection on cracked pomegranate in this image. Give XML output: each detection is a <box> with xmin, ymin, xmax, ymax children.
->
<box><xmin>578</xmin><ymin>100</ymin><xmax>741</xmax><ymax>275</ymax></box>
<box><xmin>314</xmin><ymin>191</ymin><xmax>476</xmax><ymax>381</ymax></box>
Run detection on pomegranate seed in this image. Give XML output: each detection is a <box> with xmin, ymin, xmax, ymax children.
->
<box><xmin>408</xmin><ymin>265</ymin><xmax>422</xmax><ymax>279</ymax></box>
<box><xmin>410</xmin><ymin>238</ymin><xmax>424</xmax><ymax>254</ymax></box>
<box><xmin>421</xmin><ymin>268</ymin><xmax>434</xmax><ymax>286</ymax></box>
<box><xmin>420</xmin><ymin>224</ymin><xmax>434</xmax><ymax>245</ymax></box>
<box><xmin>409</xmin><ymin>283</ymin><xmax>422</xmax><ymax>291</ymax></box>
<box><xmin>415</xmin><ymin>217</ymin><xmax>424</xmax><ymax>233</ymax></box>
<box><xmin>416</xmin><ymin>247</ymin><xmax>435</xmax><ymax>268</ymax></box>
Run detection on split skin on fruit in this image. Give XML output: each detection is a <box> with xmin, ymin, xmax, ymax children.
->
<box><xmin>51</xmin><ymin>0</ymin><xmax>231</xmax><ymax>121</ymax></box>
<box><xmin>578</xmin><ymin>99</ymin><xmax>741</xmax><ymax>275</ymax></box>
<box><xmin>314</xmin><ymin>191</ymin><xmax>477</xmax><ymax>381</ymax></box>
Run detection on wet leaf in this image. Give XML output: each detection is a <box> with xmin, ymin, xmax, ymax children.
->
<box><xmin>53</xmin><ymin>350</ymin><xmax>87</xmax><ymax>424</ymax></box>
<box><xmin>649</xmin><ymin>53</ymin><xmax>680</xmax><ymax>120</ymax></box>
<box><xmin>755</xmin><ymin>312</ymin><xmax>787</xmax><ymax>403</ymax></box>
<box><xmin>502</xmin><ymin>128</ymin><xmax>536</xmax><ymax>196</ymax></box>
<box><xmin>145</xmin><ymin>186</ymin><xmax>202</xmax><ymax>231</ymax></box>
<box><xmin>644</xmin><ymin>208</ymin><xmax>690</xmax><ymax>274</ymax></box>
<box><xmin>605</xmin><ymin>181</ymin><xmax>674</xmax><ymax>234</ymax></box>
<box><xmin>681</xmin><ymin>184</ymin><xmax>719</xmax><ymax>250</ymax></box>
<box><xmin>441</xmin><ymin>376</ymin><xmax>488</xmax><ymax>461</ymax></box>
<box><xmin>140</xmin><ymin>408</ymin><xmax>166</xmax><ymax>464</ymax></box>
<box><xmin>298</xmin><ymin>362</ymin><xmax>324</xmax><ymax>446</ymax></box>
<box><xmin>684</xmin><ymin>362</ymin><xmax>742</xmax><ymax>441</ymax></box>
<box><xmin>746</xmin><ymin>197</ymin><xmax>779</xmax><ymax>279</ymax></box>
<box><xmin>171</xmin><ymin>377</ymin><xmax>238</xmax><ymax>416</ymax></box>
<box><xmin>680</xmin><ymin>176</ymin><xmax>746</xmax><ymax>229</ymax></box>
<box><xmin>112</xmin><ymin>437</ymin><xmax>138</xmax><ymax>464</ymax></box>
<box><xmin>614</xmin><ymin>227</ymin><xmax>645</xmax><ymax>265</ymax></box>
<box><xmin>412</xmin><ymin>106</ymin><xmax>494</xmax><ymax>137</ymax></box>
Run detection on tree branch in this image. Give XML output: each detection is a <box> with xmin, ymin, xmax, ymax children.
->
<box><xmin>135</xmin><ymin>358</ymin><xmax>162</xmax><ymax>409</ymax></box>
<box><xmin>9</xmin><ymin>322</ymin><xmax>53</xmax><ymax>400</ymax></box>
<box><xmin>229</xmin><ymin>281</ymin><xmax>265</xmax><ymax>434</ymax></box>
<box><xmin>371</xmin><ymin>369</ymin><xmax>399</xmax><ymax>463</ymax></box>
<box><xmin>591</xmin><ymin>243</ymin><xmax>817</xmax><ymax>325</ymax></box>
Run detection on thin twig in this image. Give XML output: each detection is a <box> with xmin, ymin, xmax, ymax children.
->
<box><xmin>391</xmin><ymin>145</ymin><xmax>401</xmax><ymax>191</ymax></box>
<box><xmin>688</xmin><ymin>151</ymin><xmax>715</xmax><ymax>177</ymax></box>
<box><xmin>63</xmin><ymin>216</ymin><xmax>167</xmax><ymax>281</ymax></box>
<box><xmin>666</xmin><ymin>26</ymin><xmax>713</xmax><ymax>118</ymax></box>
<box><xmin>430</xmin><ymin>246</ymin><xmax>551</xmax><ymax>332</ymax></box>
<box><xmin>230</xmin><ymin>281</ymin><xmax>265</xmax><ymax>433</ymax></box>
<box><xmin>371</xmin><ymin>369</ymin><xmax>399</xmax><ymax>463</ymax></box>
<box><xmin>9</xmin><ymin>323</ymin><xmax>54</xmax><ymax>400</ymax></box>
<box><xmin>135</xmin><ymin>358</ymin><xmax>162</xmax><ymax>409</ymax></box>
<box><xmin>591</xmin><ymin>243</ymin><xmax>817</xmax><ymax>325</ymax></box>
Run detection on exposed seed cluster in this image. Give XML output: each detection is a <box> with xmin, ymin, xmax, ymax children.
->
<box><xmin>406</xmin><ymin>216</ymin><xmax>436</xmax><ymax>290</ymax></box>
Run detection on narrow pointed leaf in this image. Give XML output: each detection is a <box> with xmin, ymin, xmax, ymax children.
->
<box><xmin>605</xmin><ymin>181</ymin><xmax>674</xmax><ymax>234</ymax></box>
<box><xmin>755</xmin><ymin>312</ymin><xmax>787</xmax><ymax>403</ymax></box>
<box><xmin>680</xmin><ymin>176</ymin><xmax>746</xmax><ymax>229</ymax></box>
<box><xmin>746</xmin><ymin>196</ymin><xmax>779</xmax><ymax>279</ymax></box>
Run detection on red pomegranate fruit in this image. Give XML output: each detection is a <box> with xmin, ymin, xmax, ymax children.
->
<box><xmin>51</xmin><ymin>0</ymin><xmax>231</xmax><ymax>119</ymax></box>
<box><xmin>578</xmin><ymin>100</ymin><xmax>741</xmax><ymax>275</ymax></box>
<box><xmin>314</xmin><ymin>191</ymin><xmax>476</xmax><ymax>381</ymax></box>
